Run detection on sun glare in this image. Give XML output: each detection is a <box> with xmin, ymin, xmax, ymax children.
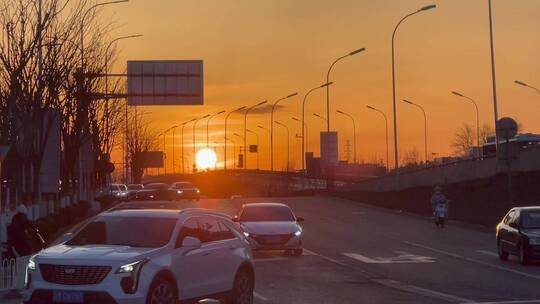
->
<box><xmin>196</xmin><ymin>148</ymin><xmax>217</xmax><ymax>170</ymax></box>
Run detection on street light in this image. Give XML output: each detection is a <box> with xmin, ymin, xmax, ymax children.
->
<box><xmin>193</xmin><ymin>114</ymin><xmax>210</xmax><ymax>171</ymax></box>
<box><xmin>292</xmin><ymin>117</ymin><xmax>307</xmax><ymax>171</ymax></box>
<box><xmin>258</xmin><ymin>125</ymin><xmax>270</xmax><ymax>170</ymax></box>
<box><xmin>80</xmin><ymin>0</ymin><xmax>129</xmax><ymax>67</ymax></box>
<box><xmin>391</xmin><ymin>4</ymin><xmax>436</xmax><ymax>172</ymax></box>
<box><xmin>366</xmin><ymin>105</ymin><xmax>389</xmax><ymax>170</ymax></box>
<box><xmin>246</xmin><ymin>129</ymin><xmax>260</xmax><ymax>170</ymax></box>
<box><xmin>181</xmin><ymin>118</ymin><xmax>196</xmax><ymax>174</ymax></box>
<box><xmin>326</xmin><ymin>49</ymin><xmax>365</xmax><ymax>132</ymax></box>
<box><xmin>170</xmin><ymin>125</ymin><xmax>179</xmax><ymax>174</ymax></box>
<box><xmin>451</xmin><ymin>91</ymin><xmax>480</xmax><ymax>148</ymax></box>
<box><xmin>271</xmin><ymin>93</ymin><xmax>297</xmax><ymax>171</ymax></box>
<box><xmin>225</xmin><ymin>137</ymin><xmax>237</xmax><ymax>169</ymax></box>
<box><xmin>336</xmin><ymin>110</ymin><xmax>357</xmax><ymax>163</ymax></box>
<box><xmin>274</xmin><ymin>121</ymin><xmax>290</xmax><ymax>172</ymax></box>
<box><xmin>224</xmin><ymin>106</ymin><xmax>246</xmax><ymax>170</ymax></box>
<box><xmin>301</xmin><ymin>82</ymin><xmax>332</xmax><ymax>171</ymax></box>
<box><xmin>403</xmin><ymin>99</ymin><xmax>428</xmax><ymax>163</ymax></box>
<box><xmin>207</xmin><ymin>110</ymin><xmax>225</xmax><ymax>147</ymax></box>
<box><xmin>245</xmin><ymin>101</ymin><xmax>268</xmax><ymax>169</ymax></box>
<box><xmin>514</xmin><ymin>80</ymin><xmax>540</xmax><ymax>95</ymax></box>
<box><xmin>313</xmin><ymin>113</ymin><xmax>327</xmax><ymax>123</ymax></box>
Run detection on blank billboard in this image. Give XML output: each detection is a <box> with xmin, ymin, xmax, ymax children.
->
<box><xmin>127</xmin><ymin>60</ymin><xmax>203</xmax><ymax>106</ymax></box>
<box><xmin>136</xmin><ymin>151</ymin><xmax>164</xmax><ymax>168</ymax></box>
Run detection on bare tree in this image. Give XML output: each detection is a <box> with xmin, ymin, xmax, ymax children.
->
<box><xmin>452</xmin><ymin>123</ymin><xmax>475</xmax><ymax>155</ymax></box>
<box><xmin>126</xmin><ymin>109</ymin><xmax>158</xmax><ymax>184</ymax></box>
<box><xmin>402</xmin><ymin>147</ymin><xmax>420</xmax><ymax>167</ymax></box>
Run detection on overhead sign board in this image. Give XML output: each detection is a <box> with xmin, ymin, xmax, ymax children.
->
<box><xmin>127</xmin><ymin>60</ymin><xmax>203</xmax><ymax>106</ymax></box>
<box><xmin>136</xmin><ymin>151</ymin><xmax>164</xmax><ymax>168</ymax></box>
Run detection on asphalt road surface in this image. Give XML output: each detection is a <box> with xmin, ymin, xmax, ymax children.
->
<box><xmin>15</xmin><ymin>196</ymin><xmax>540</xmax><ymax>304</ymax></box>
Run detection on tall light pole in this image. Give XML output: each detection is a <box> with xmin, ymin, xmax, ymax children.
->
<box><xmin>245</xmin><ymin>101</ymin><xmax>267</xmax><ymax>169</ymax></box>
<box><xmin>391</xmin><ymin>4</ymin><xmax>436</xmax><ymax>172</ymax></box>
<box><xmin>451</xmin><ymin>91</ymin><xmax>480</xmax><ymax>148</ymax></box>
<box><xmin>403</xmin><ymin>99</ymin><xmax>428</xmax><ymax>163</ymax></box>
<box><xmin>224</xmin><ymin>106</ymin><xmax>246</xmax><ymax>170</ymax></box>
<box><xmin>292</xmin><ymin>117</ymin><xmax>307</xmax><ymax>171</ymax></box>
<box><xmin>271</xmin><ymin>93</ymin><xmax>297</xmax><ymax>171</ymax></box>
<box><xmin>274</xmin><ymin>121</ymin><xmax>290</xmax><ymax>172</ymax></box>
<box><xmin>193</xmin><ymin>114</ymin><xmax>210</xmax><ymax>172</ymax></box>
<box><xmin>225</xmin><ymin>137</ymin><xmax>237</xmax><ymax>168</ymax></box>
<box><xmin>80</xmin><ymin>0</ymin><xmax>128</xmax><ymax>67</ymax></box>
<box><xmin>488</xmin><ymin>0</ymin><xmax>500</xmax><ymax>154</ymax></box>
<box><xmin>258</xmin><ymin>125</ymin><xmax>270</xmax><ymax>170</ymax></box>
<box><xmin>336</xmin><ymin>110</ymin><xmax>357</xmax><ymax>163</ymax></box>
<box><xmin>515</xmin><ymin>80</ymin><xmax>540</xmax><ymax>96</ymax></box>
<box><xmin>171</xmin><ymin>125</ymin><xmax>179</xmax><ymax>174</ymax></box>
<box><xmin>207</xmin><ymin>110</ymin><xmax>225</xmax><ymax>147</ymax></box>
<box><xmin>326</xmin><ymin>49</ymin><xmax>365</xmax><ymax>132</ymax></box>
<box><xmin>301</xmin><ymin>82</ymin><xmax>332</xmax><ymax>171</ymax></box>
<box><xmin>246</xmin><ymin>129</ymin><xmax>260</xmax><ymax>170</ymax></box>
<box><xmin>181</xmin><ymin>118</ymin><xmax>196</xmax><ymax>174</ymax></box>
<box><xmin>366</xmin><ymin>105</ymin><xmax>389</xmax><ymax>170</ymax></box>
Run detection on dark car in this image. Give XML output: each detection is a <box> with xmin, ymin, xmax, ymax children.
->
<box><xmin>133</xmin><ymin>182</ymin><xmax>171</xmax><ymax>201</ymax></box>
<box><xmin>169</xmin><ymin>181</ymin><xmax>201</xmax><ymax>201</ymax></box>
<box><xmin>496</xmin><ymin>206</ymin><xmax>540</xmax><ymax>265</ymax></box>
<box><xmin>126</xmin><ymin>183</ymin><xmax>144</xmax><ymax>200</ymax></box>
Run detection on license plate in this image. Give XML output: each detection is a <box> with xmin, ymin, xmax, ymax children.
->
<box><xmin>52</xmin><ymin>291</ymin><xmax>84</xmax><ymax>303</ymax></box>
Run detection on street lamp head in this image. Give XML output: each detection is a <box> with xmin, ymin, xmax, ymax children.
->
<box><xmin>514</xmin><ymin>80</ymin><xmax>528</xmax><ymax>87</ymax></box>
<box><xmin>292</xmin><ymin>117</ymin><xmax>300</xmax><ymax>122</ymax></box>
<box><xmin>320</xmin><ymin>82</ymin><xmax>333</xmax><ymax>88</ymax></box>
<box><xmin>349</xmin><ymin>48</ymin><xmax>366</xmax><ymax>56</ymax></box>
<box><xmin>451</xmin><ymin>91</ymin><xmax>463</xmax><ymax>97</ymax></box>
<box><xmin>402</xmin><ymin>99</ymin><xmax>414</xmax><ymax>105</ymax></box>
<box><xmin>286</xmin><ymin>92</ymin><xmax>299</xmax><ymax>98</ymax></box>
<box><xmin>366</xmin><ymin>105</ymin><xmax>375</xmax><ymax>110</ymax></box>
<box><xmin>336</xmin><ymin>110</ymin><xmax>345</xmax><ymax>114</ymax></box>
<box><xmin>274</xmin><ymin>121</ymin><xmax>282</xmax><ymax>125</ymax></box>
<box><xmin>257</xmin><ymin>125</ymin><xmax>265</xmax><ymax>129</ymax></box>
<box><xmin>419</xmin><ymin>4</ymin><xmax>436</xmax><ymax>11</ymax></box>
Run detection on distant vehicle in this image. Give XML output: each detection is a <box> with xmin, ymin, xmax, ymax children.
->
<box><xmin>482</xmin><ymin>133</ymin><xmax>540</xmax><ymax>158</ymax></box>
<box><xmin>133</xmin><ymin>183</ymin><xmax>171</xmax><ymax>201</ymax></box>
<box><xmin>127</xmin><ymin>184</ymin><xmax>144</xmax><ymax>200</ymax></box>
<box><xmin>169</xmin><ymin>181</ymin><xmax>201</xmax><ymax>201</ymax></box>
<box><xmin>234</xmin><ymin>203</ymin><xmax>304</xmax><ymax>256</ymax></box>
<box><xmin>96</xmin><ymin>184</ymin><xmax>128</xmax><ymax>203</ymax></box>
<box><xmin>24</xmin><ymin>208</ymin><xmax>255</xmax><ymax>304</ymax></box>
<box><xmin>496</xmin><ymin>206</ymin><xmax>540</xmax><ymax>265</ymax></box>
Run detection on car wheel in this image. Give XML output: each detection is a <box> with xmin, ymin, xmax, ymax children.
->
<box><xmin>230</xmin><ymin>268</ymin><xmax>254</xmax><ymax>304</ymax></box>
<box><xmin>518</xmin><ymin>242</ymin><xmax>530</xmax><ymax>266</ymax></box>
<box><xmin>497</xmin><ymin>241</ymin><xmax>509</xmax><ymax>261</ymax></box>
<box><xmin>293</xmin><ymin>248</ymin><xmax>303</xmax><ymax>256</ymax></box>
<box><xmin>146</xmin><ymin>277</ymin><xmax>177</xmax><ymax>304</ymax></box>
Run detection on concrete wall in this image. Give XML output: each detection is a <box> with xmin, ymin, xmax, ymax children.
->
<box><xmin>343</xmin><ymin>147</ymin><xmax>540</xmax><ymax>193</ymax></box>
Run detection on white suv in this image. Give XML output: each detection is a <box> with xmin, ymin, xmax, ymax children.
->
<box><xmin>23</xmin><ymin>208</ymin><xmax>255</xmax><ymax>304</ymax></box>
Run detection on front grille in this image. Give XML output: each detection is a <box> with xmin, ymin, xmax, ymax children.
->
<box><xmin>253</xmin><ymin>234</ymin><xmax>293</xmax><ymax>245</ymax></box>
<box><xmin>39</xmin><ymin>264</ymin><xmax>111</xmax><ymax>285</ymax></box>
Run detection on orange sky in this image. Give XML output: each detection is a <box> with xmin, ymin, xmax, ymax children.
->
<box><xmin>104</xmin><ymin>0</ymin><xmax>540</xmax><ymax>172</ymax></box>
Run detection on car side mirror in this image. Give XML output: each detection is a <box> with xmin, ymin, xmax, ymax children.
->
<box><xmin>296</xmin><ymin>217</ymin><xmax>305</xmax><ymax>223</ymax></box>
<box><xmin>182</xmin><ymin>236</ymin><xmax>202</xmax><ymax>250</ymax></box>
<box><xmin>232</xmin><ymin>215</ymin><xmax>239</xmax><ymax>222</ymax></box>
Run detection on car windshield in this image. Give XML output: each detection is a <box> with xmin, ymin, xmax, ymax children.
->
<box><xmin>175</xmin><ymin>182</ymin><xmax>194</xmax><ymax>189</ymax></box>
<box><xmin>145</xmin><ymin>183</ymin><xmax>168</xmax><ymax>190</ymax></box>
<box><xmin>67</xmin><ymin>216</ymin><xmax>177</xmax><ymax>248</ymax></box>
<box><xmin>240</xmin><ymin>206</ymin><xmax>295</xmax><ymax>222</ymax></box>
<box><xmin>128</xmin><ymin>184</ymin><xmax>143</xmax><ymax>190</ymax></box>
<box><xmin>521</xmin><ymin>210</ymin><xmax>540</xmax><ymax>229</ymax></box>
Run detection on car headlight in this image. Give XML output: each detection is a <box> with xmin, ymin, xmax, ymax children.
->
<box><xmin>27</xmin><ymin>256</ymin><xmax>36</xmax><ymax>271</ymax></box>
<box><xmin>529</xmin><ymin>238</ymin><xmax>540</xmax><ymax>245</ymax></box>
<box><xmin>177</xmin><ymin>190</ymin><xmax>183</xmax><ymax>194</ymax></box>
<box><xmin>116</xmin><ymin>260</ymin><xmax>148</xmax><ymax>294</ymax></box>
<box><xmin>294</xmin><ymin>230</ymin><xmax>302</xmax><ymax>237</ymax></box>
<box><xmin>116</xmin><ymin>260</ymin><xmax>142</xmax><ymax>274</ymax></box>
<box><xmin>196</xmin><ymin>189</ymin><xmax>200</xmax><ymax>193</ymax></box>
<box><xmin>149</xmin><ymin>195</ymin><xmax>155</xmax><ymax>199</ymax></box>
<box><xmin>243</xmin><ymin>231</ymin><xmax>250</xmax><ymax>238</ymax></box>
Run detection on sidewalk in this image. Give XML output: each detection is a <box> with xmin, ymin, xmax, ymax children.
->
<box><xmin>0</xmin><ymin>290</ymin><xmax>23</xmax><ymax>304</ymax></box>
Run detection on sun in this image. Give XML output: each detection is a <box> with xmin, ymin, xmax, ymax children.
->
<box><xmin>196</xmin><ymin>148</ymin><xmax>218</xmax><ymax>170</ymax></box>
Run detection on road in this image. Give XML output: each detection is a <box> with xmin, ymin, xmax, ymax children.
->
<box><xmin>11</xmin><ymin>195</ymin><xmax>540</xmax><ymax>304</ymax></box>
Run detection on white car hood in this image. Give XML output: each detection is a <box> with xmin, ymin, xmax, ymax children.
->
<box><xmin>241</xmin><ymin>221</ymin><xmax>300</xmax><ymax>235</ymax></box>
<box><xmin>36</xmin><ymin>244</ymin><xmax>158</xmax><ymax>264</ymax></box>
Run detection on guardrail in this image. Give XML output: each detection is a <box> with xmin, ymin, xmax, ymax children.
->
<box><xmin>1</xmin><ymin>257</ymin><xmax>28</xmax><ymax>291</ymax></box>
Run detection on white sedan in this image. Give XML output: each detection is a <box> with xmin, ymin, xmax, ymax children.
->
<box><xmin>233</xmin><ymin>203</ymin><xmax>304</xmax><ymax>256</ymax></box>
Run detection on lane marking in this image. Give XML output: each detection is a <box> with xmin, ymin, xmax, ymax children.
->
<box><xmin>254</xmin><ymin>292</ymin><xmax>269</xmax><ymax>301</ymax></box>
<box><xmin>476</xmin><ymin>250</ymin><xmax>499</xmax><ymax>258</ymax></box>
<box><xmin>303</xmin><ymin>248</ymin><xmax>347</xmax><ymax>266</ymax></box>
<box><xmin>343</xmin><ymin>251</ymin><xmax>435</xmax><ymax>264</ymax></box>
<box><xmin>403</xmin><ymin>241</ymin><xmax>540</xmax><ymax>281</ymax></box>
<box><xmin>465</xmin><ymin>300</ymin><xmax>540</xmax><ymax>304</ymax></box>
<box><xmin>373</xmin><ymin>278</ymin><xmax>473</xmax><ymax>303</ymax></box>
